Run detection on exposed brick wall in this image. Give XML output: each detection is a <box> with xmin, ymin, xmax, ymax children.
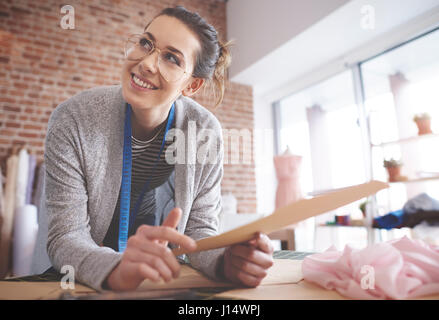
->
<box><xmin>195</xmin><ymin>82</ymin><xmax>257</xmax><ymax>213</ymax></box>
<box><xmin>0</xmin><ymin>0</ymin><xmax>257</xmax><ymax>213</ymax></box>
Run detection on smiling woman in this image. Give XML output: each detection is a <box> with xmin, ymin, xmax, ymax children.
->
<box><xmin>34</xmin><ymin>6</ymin><xmax>274</xmax><ymax>292</ymax></box>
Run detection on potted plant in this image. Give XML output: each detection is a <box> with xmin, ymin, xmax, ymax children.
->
<box><xmin>413</xmin><ymin>113</ymin><xmax>432</xmax><ymax>135</ymax></box>
<box><xmin>359</xmin><ymin>200</ymin><xmax>368</xmax><ymax>218</ymax></box>
<box><xmin>383</xmin><ymin>158</ymin><xmax>403</xmax><ymax>182</ymax></box>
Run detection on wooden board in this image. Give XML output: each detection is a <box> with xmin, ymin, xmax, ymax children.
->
<box><xmin>173</xmin><ymin>180</ymin><xmax>388</xmax><ymax>256</ymax></box>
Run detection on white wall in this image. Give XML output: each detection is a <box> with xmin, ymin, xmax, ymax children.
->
<box><xmin>253</xmin><ymin>94</ymin><xmax>277</xmax><ymax>215</ymax></box>
<box><xmin>227</xmin><ymin>0</ymin><xmax>350</xmax><ymax>79</ymax></box>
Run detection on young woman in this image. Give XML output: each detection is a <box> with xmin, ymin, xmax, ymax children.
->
<box><xmin>35</xmin><ymin>6</ymin><xmax>273</xmax><ymax>291</ymax></box>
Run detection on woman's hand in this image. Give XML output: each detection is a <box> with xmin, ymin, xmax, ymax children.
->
<box><xmin>222</xmin><ymin>232</ymin><xmax>274</xmax><ymax>287</ymax></box>
<box><xmin>105</xmin><ymin>208</ymin><xmax>197</xmax><ymax>291</ymax></box>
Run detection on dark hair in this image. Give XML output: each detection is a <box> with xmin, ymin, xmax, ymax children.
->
<box><xmin>145</xmin><ymin>6</ymin><xmax>232</xmax><ymax>107</ymax></box>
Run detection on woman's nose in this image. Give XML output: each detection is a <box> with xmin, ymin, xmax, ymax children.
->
<box><xmin>138</xmin><ymin>50</ymin><xmax>160</xmax><ymax>75</ymax></box>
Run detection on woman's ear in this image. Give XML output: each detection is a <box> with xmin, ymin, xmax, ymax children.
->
<box><xmin>182</xmin><ymin>78</ymin><xmax>204</xmax><ymax>97</ymax></box>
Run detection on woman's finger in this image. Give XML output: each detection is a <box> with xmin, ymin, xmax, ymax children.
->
<box><xmin>245</xmin><ymin>233</ymin><xmax>274</xmax><ymax>254</ymax></box>
<box><xmin>126</xmin><ymin>236</ymin><xmax>181</xmax><ymax>278</ymax></box>
<box><xmin>137</xmin><ymin>263</ymin><xmax>162</xmax><ymax>283</ymax></box>
<box><xmin>229</xmin><ymin>262</ymin><xmax>262</xmax><ymax>288</ymax></box>
<box><xmin>255</xmin><ymin>233</ymin><xmax>274</xmax><ymax>254</ymax></box>
<box><xmin>158</xmin><ymin>208</ymin><xmax>182</xmax><ymax>246</ymax></box>
<box><xmin>231</xmin><ymin>244</ymin><xmax>274</xmax><ymax>269</ymax></box>
<box><xmin>137</xmin><ymin>224</ymin><xmax>196</xmax><ymax>252</ymax></box>
<box><xmin>124</xmin><ymin>247</ymin><xmax>175</xmax><ymax>282</ymax></box>
<box><xmin>230</xmin><ymin>254</ymin><xmax>267</xmax><ymax>278</ymax></box>
<box><xmin>122</xmin><ymin>260</ymin><xmax>161</xmax><ymax>284</ymax></box>
<box><xmin>162</xmin><ymin>207</ymin><xmax>182</xmax><ymax>229</ymax></box>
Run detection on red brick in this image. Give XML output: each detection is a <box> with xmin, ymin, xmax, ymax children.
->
<box><xmin>6</xmin><ymin>122</ymin><xmax>21</xmax><ymax>128</ymax></box>
<box><xmin>18</xmin><ymin>132</ymin><xmax>37</xmax><ymax>138</ymax></box>
<box><xmin>24</xmin><ymin>124</ymin><xmax>42</xmax><ymax>130</ymax></box>
<box><xmin>4</xmin><ymin>105</ymin><xmax>21</xmax><ymax>112</ymax></box>
<box><xmin>0</xmin><ymin>97</ymin><xmax>16</xmax><ymax>103</ymax></box>
<box><xmin>0</xmin><ymin>129</ymin><xmax>15</xmax><ymax>136</ymax></box>
<box><xmin>14</xmin><ymin>82</ymin><xmax>29</xmax><ymax>89</ymax></box>
<box><xmin>23</xmin><ymin>53</ymin><xmax>41</xmax><ymax>61</ymax></box>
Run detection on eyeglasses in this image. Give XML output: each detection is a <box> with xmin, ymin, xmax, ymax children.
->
<box><xmin>124</xmin><ymin>34</ymin><xmax>192</xmax><ymax>83</ymax></box>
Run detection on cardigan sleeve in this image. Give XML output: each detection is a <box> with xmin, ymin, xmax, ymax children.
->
<box><xmin>44</xmin><ymin>119</ymin><xmax>122</xmax><ymax>291</ymax></box>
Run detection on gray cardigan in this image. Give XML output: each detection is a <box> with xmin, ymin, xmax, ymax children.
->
<box><xmin>32</xmin><ymin>85</ymin><xmax>226</xmax><ymax>291</ymax></box>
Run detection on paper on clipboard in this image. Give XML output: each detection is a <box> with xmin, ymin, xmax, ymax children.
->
<box><xmin>172</xmin><ymin>180</ymin><xmax>388</xmax><ymax>256</ymax></box>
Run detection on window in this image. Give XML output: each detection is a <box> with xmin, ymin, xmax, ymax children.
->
<box><xmin>274</xmin><ymin>27</ymin><xmax>439</xmax><ymax>251</ymax></box>
<box><xmin>361</xmin><ymin>29</ymin><xmax>439</xmax><ymax>202</ymax></box>
<box><xmin>276</xmin><ymin>70</ymin><xmax>368</xmax><ymax>251</ymax></box>
<box><xmin>361</xmin><ymin>28</ymin><xmax>439</xmax><ymax>242</ymax></box>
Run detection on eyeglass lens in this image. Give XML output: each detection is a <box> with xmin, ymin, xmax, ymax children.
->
<box><xmin>125</xmin><ymin>35</ymin><xmax>186</xmax><ymax>82</ymax></box>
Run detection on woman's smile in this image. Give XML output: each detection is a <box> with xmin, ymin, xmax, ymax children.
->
<box><xmin>129</xmin><ymin>73</ymin><xmax>159</xmax><ymax>92</ymax></box>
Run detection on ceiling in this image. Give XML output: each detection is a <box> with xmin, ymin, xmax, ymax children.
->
<box><xmin>227</xmin><ymin>0</ymin><xmax>439</xmax><ymax>98</ymax></box>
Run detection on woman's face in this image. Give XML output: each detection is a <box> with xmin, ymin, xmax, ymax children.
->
<box><xmin>121</xmin><ymin>15</ymin><xmax>202</xmax><ymax>111</ymax></box>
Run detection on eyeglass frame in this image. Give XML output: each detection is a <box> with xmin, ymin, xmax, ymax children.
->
<box><xmin>124</xmin><ymin>33</ymin><xmax>196</xmax><ymax>83</ymax></box>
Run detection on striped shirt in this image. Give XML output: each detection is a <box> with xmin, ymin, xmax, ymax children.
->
<box><xmin>103</xmin><ymin>115</ymin><xmax>175</xmax><ymax>251</ymax></box>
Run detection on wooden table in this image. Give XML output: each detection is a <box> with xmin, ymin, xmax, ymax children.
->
<box><xmin>1</xmin><ymin>251</ymin><xmax>438</xmax><ymax>300</ymax></box>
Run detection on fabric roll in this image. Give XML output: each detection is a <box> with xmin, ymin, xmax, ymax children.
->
<box><xmin>0</xmin><ymin>165</ymin><xmax>4</xmax><ymax>224</ymax></box>
<box><xmin>0</xmin><ymin>154</ymin><xmax>19</xmax><ymax>278</ymax></box>
<box><xmin>15</xmin><ymin>148</ymin><xmax>29</xmax><ymax>209</ymax></box>
<box><xmin>25</xmin><ymin>154</ymin><xmax>36</xmax><ymax>205</ymax></box>
<box><xmin>12</xmin><ymin>204</ymin><xmax>39</xmax><ymax>277</ymax></box>
<box><xmin>32</xmin><ymin>162</ymin><xmax>45</xmax><ymax>220</ymax></box>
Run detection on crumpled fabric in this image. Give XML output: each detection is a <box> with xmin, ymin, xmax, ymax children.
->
<box><xmin>302</xmin><ymin>236</ymin><xmax>439</xmax><ymax>299</ymax></box>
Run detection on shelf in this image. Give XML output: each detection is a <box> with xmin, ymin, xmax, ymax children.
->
<box><xmin>318</xmin><ymin>224</ymin><xmax>415</xmax><ymax>231</ymax></box>
<box><xmin>371</xmin><ymin>132</ymin><xmax>439</xmax><ymax>148</ymax></box>
<box><xmin>388</xmin><ymin>175</ymin><xmax>439</xmax><ymax>184</ymax></box>
<box><xmin>318</xmin><ymin>224</ymin><xmax>366</xmax><ymax>228</ymax></box>
<box><xmin>307</xmin><ymin>176</ymin><xmax>439</xmax><ymax>197</ymax></box>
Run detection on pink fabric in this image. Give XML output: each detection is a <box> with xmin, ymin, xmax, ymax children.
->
<box><xmin>302</xmin><ymin>236</ymin><xmax>439</xmax><ymax>299</ymax></box>
<box><xmin>273</xmin><ymin>154</ymin><xmax>303</xmax><ymax>209</ymax></box>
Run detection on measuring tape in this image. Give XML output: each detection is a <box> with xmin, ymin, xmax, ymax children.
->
<box><xmin>118</xmin><ymin>102</ymin><xmax>175</xmax><ymax>252</ymax></box>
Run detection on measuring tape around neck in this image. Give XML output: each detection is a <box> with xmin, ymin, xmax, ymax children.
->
<box><xmin>118</xmin><ymin>102</ymin><xmax>175</xmax><ymax>252</ymax></box>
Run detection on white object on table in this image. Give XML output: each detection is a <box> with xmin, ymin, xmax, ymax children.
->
<box><xmin>12</xmin><ymin>204</ymin><xmax>39</xmax><ymax>277</ymax></box>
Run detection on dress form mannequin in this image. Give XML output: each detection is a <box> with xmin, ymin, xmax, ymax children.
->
<box><xmin>273</xmin><ymin>146</ymin><xmax>303</xmax><ymax>209</ymax></box>
<box><xmin>270</xmin><ymin>146</ymin><xmax>303</xmax><ymax>250</ymax></box>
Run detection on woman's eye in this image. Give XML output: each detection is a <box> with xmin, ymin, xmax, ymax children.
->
<box><xmin>139</xmin><ymin>38</ymin><xmax>153</xmax><ymax>51</ymax></box>
<box><xmin>164</xmin><ymin>52</ymin><xmax>180</xmax><ymax>66</ymax></box>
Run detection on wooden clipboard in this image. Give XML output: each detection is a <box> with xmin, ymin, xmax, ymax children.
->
<box><xmin>173</xmin><ymin>180</ymin><xmax>388</xmax><ymax>256</ymax></box>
